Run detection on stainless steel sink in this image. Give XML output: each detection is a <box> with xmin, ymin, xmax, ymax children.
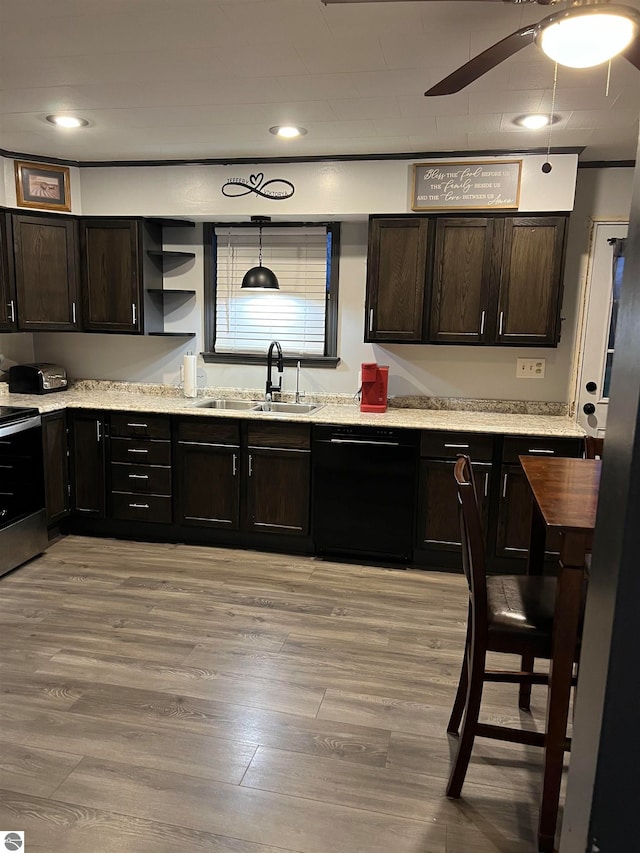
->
<box><xmin>258</xmin><ymin>401</ymin><xmax>322</xmax><ymax>414</ymax></box>
<box><xmin>193</xmin><ymin>398</ymin><xmax>261</xmax><ymax>410</ymax></box>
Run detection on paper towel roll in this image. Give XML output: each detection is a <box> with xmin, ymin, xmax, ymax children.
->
<box><xmin>182</xmin><ymin>352</ymin><xmax>197</xmax><ymax>398</ymax></box>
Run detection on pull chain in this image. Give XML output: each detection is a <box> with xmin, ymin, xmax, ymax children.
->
<box><xmin>605</xmin><ymin>58</ymin><xmax>612</xmax><ymax>97</ymax></box>
<box><xmin>543</xmin><ymin>62</ymin><xmax>558</xmax><ymax>174</ymax></box>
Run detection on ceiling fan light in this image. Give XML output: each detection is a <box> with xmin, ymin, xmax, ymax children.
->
<box><xmin>539</xmin><ymin>12</ymin><xmax>637</xmax><ymax>69</ymax></box>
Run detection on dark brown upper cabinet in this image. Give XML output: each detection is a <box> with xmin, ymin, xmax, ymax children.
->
<box><xmin>12</xmin><ymin>213</ymin><xmax>80</xmax><ymax>332</ymax></box>
<box><xmin>365</xmin><ymin>217</ymin><xmax>430</xmax><ymax>342</ymax></box>
<box><xmin>366</xmin><ymin>213</ymin><xmax>568</xmax><ymax>348</ymax></box>
<box><xmin>0</xmin><ymin>212</ymin><xmax>16</xmax><ymax>331</ymax></box>
<box><xmin>495</xmin><ymin>216</ymin><xmax>567</xmax><ymax>346</ymax></box>
<box><xmin>80</xmin><ymin>218</ymin><xmax>162</xmax><ymax>333</ymax></box>
<box><xmin>429</xmin><ymin>217</ymin><xmax>497</xmax><ymax>344</ymax></box>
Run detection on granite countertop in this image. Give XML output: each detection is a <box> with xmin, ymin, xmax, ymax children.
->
<box><xmin>0</xmin><ymin>382</ymin><xmax>585</xmax><ymax>438</ymax></box>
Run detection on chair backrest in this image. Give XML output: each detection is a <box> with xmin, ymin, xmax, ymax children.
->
<box><xmin>584</xmin><ymin>436</ymin><xmax>604</xmax><ymax>459</ymax></box>
<box><xmin>454</xmin><ymin>455</ymin><xmax>488</xmax><ymax>636</ymax></box>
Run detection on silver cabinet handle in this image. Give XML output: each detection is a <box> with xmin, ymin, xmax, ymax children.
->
<box><xmin>480</xmin><ymin>310</ymin><xmax>485</xmax><ymax>335</ymax></box>
<box><xmin>127</xmin><ymin>448</ymin><xmax>148</xmax><ymax>454</ymax></box>
<box><xmin>127</xmin><ymin>422</ymin><xmax>148</xmax><ymax>428</ymax></box>
<box><xmin>369</xmin><ymin>308</ymin><xmax>374</xmax><ymax>333</ymax></box>
<box><xmin>128</xmin><ymin>473</ymin><xmax>149</xmax><ymax>480</ymax></box>
<box><xmin>499</xmin><ymin>311</ymin><xmax>504</xmax><ymax>336</ymax></box>
<box><xmin>72</xmin><ymin>301</ymin><xmax>77</xmax><ymax>323</ymax></box>
<box><xmin>96</xmin><ymin>421</ymin><xmax>102</xmax><ymax>442</ymax></box>
<box><xmin>9</xmin><ymin>300</ymin><xmax>15</xmax><ymax>323</ymax></box>
<box><xmin>232</xmin><ymin>453</ymin><xmax>237</xmax><ymax>476</ymax></box>
<box><xmin>248</xmin><ymin>454</ymin><xmax>253</xmax><ymax>477</ymax></box>
<box><xmin>132</xmin><ymin>303</ymin><xmax>137</xmax><ymax>324</ymax></box>
<box><xmin>528</xmin><ymin>448</ymin><xmax>555</xmax><ymax>454</ymax></box>
<box><xmin>502</xmin><ymin>472</ymin><xmax>508</xmax><ymax>499</ymax></box>
<box><xmin>129</xmin><ymin>503</ymin><xmax>149</xmax><ymax>509</ymax></box>
<box><xmin>484</xmin><ymin>472</ymin><xmax>489</xmax><ymax>498</ymax></box>
<box><xmin>444</xmin><ymin>443</ymin><xmax>469</xmax><ymax>449</ymax></box>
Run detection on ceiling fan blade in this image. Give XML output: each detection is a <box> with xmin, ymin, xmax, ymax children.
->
<box><xmin>623</xmin><ymin>35</ymin><xmax>640</xmax><ymax>70</ymax></box>
<box><xmin>424</xmin><ymin>24</ymin><xmax>537</xmax><ymax>95</ymax></box>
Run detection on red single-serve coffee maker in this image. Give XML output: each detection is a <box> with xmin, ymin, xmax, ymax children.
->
<box><xmin>360</xmin><ymin>362</ymin><xmax>389</xmax><ymax>413</ymax></box>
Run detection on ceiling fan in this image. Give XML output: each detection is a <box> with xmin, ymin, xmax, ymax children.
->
<box><xmin>322</xmin><ymin>0</ymin><xmax>640</xmax><ymax>95</ymax></box>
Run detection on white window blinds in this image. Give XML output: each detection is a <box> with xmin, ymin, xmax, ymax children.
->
<box><xmin>215</xmin><ymin>226</ymin><xmax>329</xmax><ymax>356</ymax></box>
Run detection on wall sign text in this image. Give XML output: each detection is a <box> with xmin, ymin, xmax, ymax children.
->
<box><xmin>412</xmin><ymin>160</ymin><xmax>522</xmax><ymax>210</ymax></box>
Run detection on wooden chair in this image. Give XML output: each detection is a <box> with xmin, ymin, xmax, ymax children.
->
<box><xmin>584</xmin><ymin>436</ymin><xmax>604</xmax><ymax>459</ymax></box>
<box><xmin>447</xmin><ymin>455</ymin><xmax>573</xmax><ymax>799</ymax></box>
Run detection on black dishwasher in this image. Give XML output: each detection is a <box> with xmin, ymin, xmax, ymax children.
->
<box><xmin>312</xmin><ymin>424</ymin><xmax>419</xmax><ymax>562</ymax></box>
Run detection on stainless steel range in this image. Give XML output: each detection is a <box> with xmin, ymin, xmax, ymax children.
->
<box><xmin>0</xmin><ymin>406</ymin><xmax>48</xmax><ymax>577</ymax></box>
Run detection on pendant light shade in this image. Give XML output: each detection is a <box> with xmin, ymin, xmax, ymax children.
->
<box><xmin>241</xmin><ymin>227</ymin><xmax>279</xmax><ymax>290</ymax></box>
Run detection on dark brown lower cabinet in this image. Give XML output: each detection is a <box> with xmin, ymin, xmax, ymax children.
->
<box><xmin>69</xmin><ymin>410</ymin><xmax>105</xmax><ymax>518</ymax></box>
<box><xmin>175</xmin><ymin>418</ymin><xmax>240</xmax><ymax>529</ymax></box>
<box><xmin>244</xmin><ymin>421</ymin><xmax>311</xmax><ymax>537</ymax></box>
<box><xmin>245</xmin><ymin>446</ymin><xmax>310</xmax><ymax>535</ymax></box>
<box><xmin>416</xmin><ymin>458</ymin><xmax>491</xmax><ymax>552</ymax></box>
<box><xmin>495</xmin><ymin>464</ymin><xmax>563</xmax><ymax>560</ymax></box>
<box><xmin>42</xmin><ymin>411</ymin><xmax>69</xmax><ymax>524</ymax></box>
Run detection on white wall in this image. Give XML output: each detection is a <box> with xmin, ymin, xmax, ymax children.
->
<box><xmin>7</xmin><ymin>157</ymin><xmax>634</xmax><ymax>402</ymax></box>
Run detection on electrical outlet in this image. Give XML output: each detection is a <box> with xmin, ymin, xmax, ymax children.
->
<box><xmin>516</xmin><ymin>357</ymin><xmax>546</xmax><ymax>379</ymax></box>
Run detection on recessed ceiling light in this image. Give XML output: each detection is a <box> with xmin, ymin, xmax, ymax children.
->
<box><xmin>269</xmin><ymin>125</ymin><xmax>308</xmax><ymax>139</ymax></box>
<box><xmin>45</xmin><ymin>114</ymin><xmax>89</xmax><ymax>128</ymax></box>
<box><xmin>515</xmin><ymin>114</ymin><xmax>554</xmax><ymax>130</ymax></box>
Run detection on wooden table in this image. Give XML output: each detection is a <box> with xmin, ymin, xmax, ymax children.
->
<box><xmin>520</xmin><ymin>455</ymin><xmax>601</xmax><ymax>853</ymax></box>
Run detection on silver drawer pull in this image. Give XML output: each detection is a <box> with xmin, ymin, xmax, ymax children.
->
<box><xmin>528</xmin><ymin>448</ymin><xmax>555</xmax><ymax>454</ymax></box>
<box><xmin>127</xmin><ymin>422</ymin><xmax>148</xmax><ymax>428</ymax></box>
<box><xmin>444</xmin><ymin>443</ymin><xmax>469</xmax><ymax>449</ymax></box>
<box><xmin>128</xmin><ymin>473</ymin><xmax>149</xmax><ymax>479</ymax></box>
<box><xmin>129</xmin><ymin>503</ymin><xmax>149</xmax><ymax>509</ymax></box>
<box><xmin>127</xmin><ymin>448</ymin><xmax>148</xmax><ymax>454</ymax></box>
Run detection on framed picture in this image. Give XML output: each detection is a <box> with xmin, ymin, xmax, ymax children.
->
<box><xmin>14</xmin><ymin>161</ymin><xmax>71</xmax><ymax>212</ymax></box>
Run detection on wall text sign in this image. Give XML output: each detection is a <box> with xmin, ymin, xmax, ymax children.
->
<box><xmin>412</xmin><ymin>160</ymin><xmax>522</xmax><ymax>211</ymax></box>
<box><xmin>222</xmin><ymin>172</ymin><xmax>295</xmax><ymax>200</ymax></box>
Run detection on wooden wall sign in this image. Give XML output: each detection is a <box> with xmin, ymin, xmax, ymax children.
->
<box><xmin>412</xmin><ymin>160</ymin><xmax>522</xmax><ymax>211</ymax></box>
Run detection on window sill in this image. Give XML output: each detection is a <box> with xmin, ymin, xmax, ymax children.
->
<box><xmin>201</xmin><ymin>352</ymin><xmax>340</xmax><ymax>369</ymax></box>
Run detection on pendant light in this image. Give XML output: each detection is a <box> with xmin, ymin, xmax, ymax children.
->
<box><xmin>241</xmin><ymin>226</ymin><xmax>279</xmax><ymax>290</ymax></box>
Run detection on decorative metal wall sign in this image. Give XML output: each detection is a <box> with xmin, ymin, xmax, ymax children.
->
<box><xmin>412</xmin><ymin>160</ymin><xmax>522</xmax><ymax>211</ymax></box>
<box><xmin>222</xmin><ymin>172</ymin><xmax>295</xmax><ymax>200</ymax></box>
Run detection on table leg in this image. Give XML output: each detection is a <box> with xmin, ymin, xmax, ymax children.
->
<box><xmin>538</xmin><ymin>531</ymin><xmax>587</xmax><ymax>853</ymax></box>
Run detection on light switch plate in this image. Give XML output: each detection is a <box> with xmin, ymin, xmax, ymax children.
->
<box><xmin>516</xmin><ymin>357</ymin><xmax>546</xmax><ymax>379</ymax></box>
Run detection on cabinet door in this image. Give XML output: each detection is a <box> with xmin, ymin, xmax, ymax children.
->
<box><xmin>69</xmin><ymin>411</ymin><xmax>106</xmax><ymax>518</ymax></box>
<box><xmin>495</xmin><ymin>216</ymin><xmax>567</xmax><ymax>346</ymax></box>
<box><xmin>80</xmin><ymin>219</ymin><xmax>142</xmax><ymax>332</ymax></box>
<box><xmin>42</xmin><ymin>411</ymin><xmax>70</xmax><ymax>524</ymax></box>
<box><xmin>245</xmin><ymin>447</ymin><xmax>310</xmax><ymax>536</ymax></box>
<box><xmin>428</xmin><ymin>217</ymin><xmax>496</xmax><ymax>344</ymax></box>
<box><xmin>12</xmin><ymin>214</ymin><xmax>80</xmax><ymax>331</ymax></box>
<box><xmin>416</xmin><ymin>458</ymin><xmax>491</xmax><ymax>552</ymax></box>
<box><xmin>495</xmin><ymin>464</ymin><xmax>562</xmax><ymax>560</ymax></box>
<box><xmin>365</xmin><ymin>218</ymin><xmax>429</xmax><ymax>342</ymax></box>
<box><xmin>0</xmin><ymin>213</ymin><xmax>16</xmax><ymax>331</ymax></box>
<box><xmin>176</xmin><ymin>442</ymin><xmax>240</xmax><ymax>528</ymax></box>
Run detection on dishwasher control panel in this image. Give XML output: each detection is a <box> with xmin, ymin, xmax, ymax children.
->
<box><xmin>313</xmin><ymin>424</ymin><xmax>419</xmax><ymax>446</ymax></box>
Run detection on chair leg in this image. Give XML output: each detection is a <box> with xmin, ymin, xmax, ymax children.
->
<box><xmin>446</xmin><ymin>649</ymin><xmax>485</xmax><ymax>799</ymax></box>
<box><xmin>519</xmin><ymin>654</ymin><xmax>534</xmax><ymax>711</ymax></box>
<box><xmin>448</xmin><ymin>606</ymin><xmax>472</xmax><ymax>735</ymax></box>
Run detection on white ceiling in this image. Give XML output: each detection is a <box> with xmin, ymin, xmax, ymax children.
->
<box><xmin>1</xmin><ymin>0</ymin><xmax>639</xmax><ymax>163</ymax></box>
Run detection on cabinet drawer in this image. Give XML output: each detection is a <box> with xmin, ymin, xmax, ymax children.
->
<box><xmin>111</xmin><ymin>492</ymin><xmax>172</xmax><ymax>524</ymax></box>
<box><xmin>502</xmin><ymin>436</ymin><xmax>583</xmax><ymax>464</ymax></box>
<box><xmin>110</xmin><ymin>412</ymin><xmax>170</xmax><ymax>439</ymax></box>
<box><xmin>420</xmin><ymin>431</ymin><xmax>494</xmax><ymax>461</ymax></box>
<box><xmin>177</xmin><ymin>418</ymin><xmax>240</xmax><ymax>445</ymax></box>
<box><xmin>247</xmin><ymin>421</ymin><xmax>310</xmax><ymax>450</ymax></box>
<box><xmin>111</xmin><ymin>462</ymin><xmax>171</xmax><ymax>495</ymax></box>
<box><xmin>110</xmin><ymin>437</ymin><xmax>171</xmax><ymax>465</ymax></box>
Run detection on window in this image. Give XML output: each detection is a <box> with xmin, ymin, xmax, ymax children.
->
<box><xmin>203</xmin><ymin>222</ymin><xmax>340</xmax><ymax>366</ymax></box>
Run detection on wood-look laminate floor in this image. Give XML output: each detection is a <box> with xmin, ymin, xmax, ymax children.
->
<box><xmin>0</xmin><ymin>536</ymin><xmax>566</xmax><ymax>853</ymax></box>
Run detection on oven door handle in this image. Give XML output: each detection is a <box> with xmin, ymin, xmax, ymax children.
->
<box><xmin>0</xmin><ymin>414</ymin><xmax>42</xmax><ymax>439</ymax></box>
